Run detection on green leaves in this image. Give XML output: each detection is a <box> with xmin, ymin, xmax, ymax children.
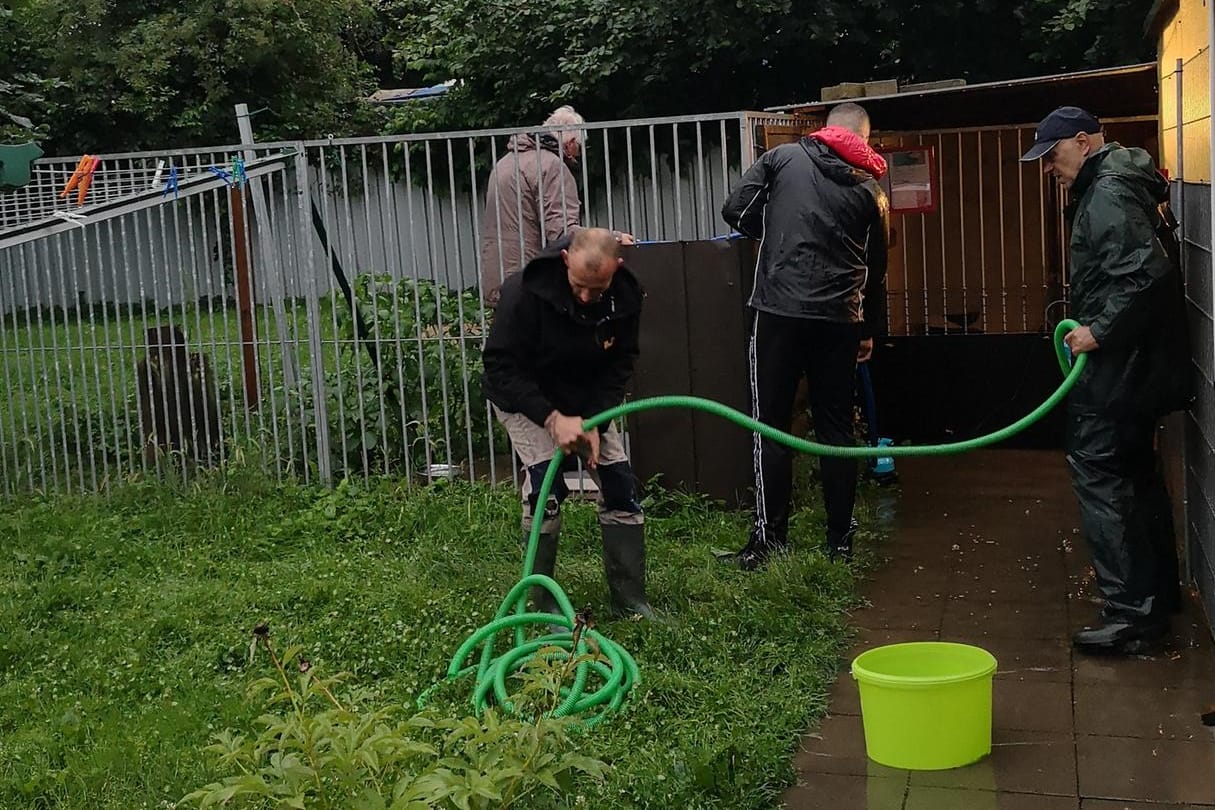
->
<box><xmin>180</xmin><ymin>636</ymin><xmax>609</xmax><ymax>809</ymax></box>
<box><xmin>302</xmin><ymin>275</ymin><xmax>494</xmax><ymax>478</ymax></box>
<box><xmin>12</xmin><ymin>0</ymin><xmax>382</xmax><ymax>153</ymax></box>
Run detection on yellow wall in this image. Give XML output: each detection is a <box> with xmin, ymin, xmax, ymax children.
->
<box><xmin>1159</xmin><ymin>0</ymin><xmax>1212</xmax><ymax>182</ymax></box>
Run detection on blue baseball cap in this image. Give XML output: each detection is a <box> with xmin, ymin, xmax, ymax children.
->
<box><xmin>1020</xmin><ymin>106</ymin><xmax>1103</xmax><ymax>162</ymax></box>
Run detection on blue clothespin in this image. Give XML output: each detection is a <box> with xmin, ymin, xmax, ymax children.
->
<box><xmin>206</xmin><ymin>166</ymin><xmax>233</xmax><ymax>186</ymax></box>
<box><xmin>232</xmin><ymin>157</ymin><xmax>247</xmax><ymax>187</ymax></box>
<box><xmin>162</xmin><ymin>165</ymin><xmax>179</xmax><ymax>199</ymax></box>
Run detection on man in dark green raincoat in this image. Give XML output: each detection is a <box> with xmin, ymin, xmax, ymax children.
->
<box><xmin>1021</xmin><ymin>106</ymin><xmax>1191</xmax><ymax>656</ymax></box>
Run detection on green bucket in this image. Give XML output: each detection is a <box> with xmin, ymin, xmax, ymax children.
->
<box><xmin>851</xmin><ymin>641</ymin><xmax>998</xmax><ymax>770</ymax></box>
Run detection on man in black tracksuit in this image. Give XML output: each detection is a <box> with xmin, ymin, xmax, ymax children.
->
<box><xmin>721</xmin><ymin>102</ymin><xmax>889</xmax><ymax>569</ymax></box>
<box><xmin>482</xmin><ymin>227</ymin><xmax>656</xmax><ymax>620</ymax></box>
<box><xmin>1021</xmin><ymin>107</ymin><xmax>1190</xmax><ymax>654</ymax></box>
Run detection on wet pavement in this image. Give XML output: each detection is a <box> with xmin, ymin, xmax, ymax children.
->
<box><xmin>784</xmin><ymin>450</ymin><xmax>1215</xmax><ymax>809</ymax></box>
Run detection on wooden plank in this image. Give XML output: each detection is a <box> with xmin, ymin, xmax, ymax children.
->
<box><xmin>978</xmin><ymin>130</ymin><xmax>1006</xmax><ymax>332</ymax></box>
<box><xmin>1017</xmin><ymin>126</ymin><xmax>1048</xmax><ymax>332</ymax></box>
<box><xmin>937</xmin><ymin>131</ymin><xmax>966</xmax><ymax>333</ymax></box>
<box><xmin>998</xmin><ymin>128</ymin><xmax>1027</xmax><ymax>332</ymax></box>
<box><xmin>761</xmin><ymin>125</ymin><xmax>806</xmax><ymax>151</ymax></box>
<box><xmin>623</xmin><ymin>242</ymin><xmax>698</xmax><ymax>491</ymax></box>
<box><xmin>684</xmin><ymin>238</ymin><xmax>753</xmax><ymax>506</ymax></box>
<box><xmin>959</xmin><ymin>131</ymin><xmax>985</xmax><ymax>333</ymax></box>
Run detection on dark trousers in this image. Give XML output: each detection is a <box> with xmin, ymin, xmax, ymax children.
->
<box><xmin>1065</xmin><ymin>408</ymin><xmax>1181</xmax><ymax>622</ymax></box>
<box><xmin>749</xmin><ymin>310</ymin><xmax>861</xmax><ymax>548</ymax></box>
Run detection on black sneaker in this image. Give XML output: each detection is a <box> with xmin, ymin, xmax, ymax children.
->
<box><xmin>826</xmin><ymin>541</ymin><xmax>853</xmax><ymax>563</ymax></box>
<box><xmin>825</xmin><ymin>519</ymin><xmax>859</xmax><ymax>562</ymax></box>
<box><xmin>1072</xmin><ymin>619</ymin><xmax>1168</xmax><ymax>656</ymax></box>
<box><xmin>735</xmin><ymin>540</ymin><xmax>788</xmax><ymax>572</ymax></box>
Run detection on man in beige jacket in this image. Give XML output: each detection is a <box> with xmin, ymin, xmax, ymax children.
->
<box><xmin>480</xmin><ymin>105</ymin><xmax>632</xmax><ymax>305</ymax></box>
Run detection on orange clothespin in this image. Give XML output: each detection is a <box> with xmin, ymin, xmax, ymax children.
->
<box><xmin>77</xmin><ymin>156</ymin><xmax>100</xmax><ymax>205</ymax></box>
<box><xmin>60</xmin><ymin>155</ymin><xmax>92</xmax><ymax>197</ymax></box>
<box><xmin>60</xmin><ymin>155</ymin><xmax>100</xmax><ymax>205</ymax></box>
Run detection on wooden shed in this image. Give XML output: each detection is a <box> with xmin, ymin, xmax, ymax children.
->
<box><xmin>622</xmin><ymin>65</ymin><xmax>1165</xmax><ymax>505</ymax></box>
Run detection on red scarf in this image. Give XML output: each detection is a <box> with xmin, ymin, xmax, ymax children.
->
<box><xmin>809</xmin><ymin>126</ymin><xmax>888</xmax><ymax>180</ymax></box>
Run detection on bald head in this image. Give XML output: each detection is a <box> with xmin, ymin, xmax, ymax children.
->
<box><xmin>562</xmin><ymin>227</ymin><xmax>623</xmax><ymax>305</ymax></box>
<box><xmin>826</xmin><ymin>102</ymin><xmax>871</xmax><ymax>140</ymax></box>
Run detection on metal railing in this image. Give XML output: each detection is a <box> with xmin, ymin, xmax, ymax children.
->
<box><xmin>0</xmin><ymin>112</ymin><xmax>771</xmax><ymax>493</ymax></box>
<box><xmin>0</xmin><ymin>105</ymin><xmax>1098</xmax><ymax>494</ymax></box>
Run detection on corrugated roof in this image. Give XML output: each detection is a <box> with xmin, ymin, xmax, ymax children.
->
<box><xmin>765</xmin><ymin>63</ymin><xmax>1157</xmax><ymax>113</ymax></box>
<box><xmin>763</xmin><ymin>63</ymin><xmax>1158</xmax><ymax>132</ymax></box>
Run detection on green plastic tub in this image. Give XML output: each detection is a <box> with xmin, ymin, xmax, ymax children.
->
<box><xmin>851</xmin><ymin>641</ymin><xmax>998</xmax><ymax>770</ymax></box>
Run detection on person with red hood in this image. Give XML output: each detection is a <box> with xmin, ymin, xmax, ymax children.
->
<box><xmin>721</xmin><ymin>102</ymin><xmax>890</xmax><ymax>570</ymax></box>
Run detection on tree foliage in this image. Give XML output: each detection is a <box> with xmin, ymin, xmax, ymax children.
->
<box><xmin>877</xmin><ymin>0</ymin><xmax>1153</xmax><ymax>85</ymax></box>
<box><xmin>384</xmin><ymin>0</ymin><xmax>893</xmax><ymax>130</ymax></box>
<box><xmin>0</xmin><ymin>4</ymin><xmax>62</xmax><ymax>143</ymax></box>
<box><xmin>383</xmin><ymin>0</ymin><xmax>1156</xmax><ymax>133</ymax></box>
<box><xmin>0</xmin><ymin>0</ymin><xmax>1159</xmax><ymax>153</ymax></box>
<box><xmin>9</xmin><ymin>0</ymin><xmax>384</xmax><ymax>153</ymax></box>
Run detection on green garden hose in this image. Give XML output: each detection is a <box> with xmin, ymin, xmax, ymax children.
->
<box><xmin>420</xmin><ymin>319</ymin><xmax>1086</xmax><ymax>726</ymax></box>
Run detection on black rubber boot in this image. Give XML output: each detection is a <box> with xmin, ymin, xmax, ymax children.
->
<box><xmin>601</xmin><ymin>523</ymin><xmax>658</xmax><ymax>620</ymax></box>
<box><xmin>522</xmin><ymin>513</ymin><xmax>567</xmax><ymax>634</ymax></box>
<box><xmin>527</xmin><ymin>529</ymin><xmax>561</xmax><ymax>614</ymax></box>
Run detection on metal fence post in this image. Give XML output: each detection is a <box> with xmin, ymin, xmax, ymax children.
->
<box><xmin>1175</xmin><ymin>57</ymin><xmax>1192</xmax><ymax>586</ymax></box>
<box><xmin>235</xmin><ymin>103</ymin><xmax>299</xmax><ymax>396</ymax></box>
<box><xmin>294</xmin><ymin>145</ymin><xmax>333</xmax><ymax>485</ymax></box>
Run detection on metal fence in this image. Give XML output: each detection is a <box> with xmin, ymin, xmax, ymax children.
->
<box><xmin>0</xmin><ymin>111</ymin><xmax>803</xmax><ymax>493</ymax></box>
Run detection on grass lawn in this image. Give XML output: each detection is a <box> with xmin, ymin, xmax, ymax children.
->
<box><xmin>0</xmin><ymin>462</ymin><xmax>888</xmax><ymax>809</ymax></box>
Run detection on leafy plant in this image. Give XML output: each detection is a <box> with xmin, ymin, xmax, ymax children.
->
<box><xmin>0</xmin><ymin>5</ymin><xmax>62</xmax><ymax>143</ymax></box>
<box><xmin>303</xmin><ymin>274</ymin><xmax>499</xmax><ymax>478</ymax></box>
<box><xmin>180</xmin><ymin>623</ymin><xmax>608</xmax><ymax>810</ymax></box>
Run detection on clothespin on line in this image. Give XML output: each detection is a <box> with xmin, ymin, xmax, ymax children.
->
<box><xmin>162</xmin><ymin>165</ymin><xmax>180</xmax><ymax>199</ymax></box>
<box><xmin>60</xmin><ymin>155</ymin><xmax>101</xmax><ymax>206</ymax></box>
<box><xmin>203</xmin><ymin>157</ymin><xmax>248</xmax><ymax>189</ymax></box>
<box><xmin>206</xmin><ymin>166</ymin><xmax>233</xmax><ymax>185</ymax></box>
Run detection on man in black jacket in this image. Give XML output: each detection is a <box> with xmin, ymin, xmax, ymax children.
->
<box><xmin>482</xmin><ymin>227</ymin><xmax>655</xmax><ymax>620</ymax></box>
<box><xmin>721</xmin><ymin>102</ymin><xmax>890</xmax><ymax>569</ymax></box>
<box><xmin>1021</xmin><ymin>106</ymin><xmax>1190</xmax><ymax>655</ymax></box>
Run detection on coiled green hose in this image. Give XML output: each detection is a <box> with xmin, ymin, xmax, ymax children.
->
<box><xmin>420</xmin><ymin>319</ymin><xmax>1086</xmax><ymax>726</ymax></box>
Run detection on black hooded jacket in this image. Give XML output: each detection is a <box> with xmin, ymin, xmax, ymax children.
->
<box><xmin>722</xmin><ymin>136</ymin><xmax>889</xmax><ymax>336</ymax></box>
<box><xmin>1064</xmin><ymin>143</ymin><xmax>1191</xmax><ymax>418</ymax></box>
<box><xmin>482</xmin><ymin>236</ymin><xmax>643</xmax><ymax>427</ymax></box>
